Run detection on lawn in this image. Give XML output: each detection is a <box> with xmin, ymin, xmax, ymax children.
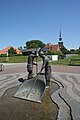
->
<box><xmin>0</xmin><ymin>55</ymin><xmax>42</xmax><ymax>63</ymax></box>
<box><xmin>0</xmin><ymin>54</ymin><xmax>80</xmax><ymax>66</ymax></box>
<box><xmin>50</xmin><ymin>57</ymin><xmax>69</xmax><ymax>65</ymax></box>
<box><xmin>50</xmin><ymin>54</ymin><xmax>80</xmax><ymax>66</ymax></box>
<box><xmin>0</xmin><ymin>56</ymin><xmax>27</xmax><ymax>63</ymax></box>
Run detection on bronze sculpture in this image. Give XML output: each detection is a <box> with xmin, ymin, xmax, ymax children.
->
<box><xmin>27</xmin><ymin>51</ymin><xmax>38</xmax><ymax>79</ymax></box>
<box><xmin>14</xmin><ymin>47</ymin><xmax>52</xmax><ymax>102</ymax></box>
<box><xmin>38</xmin><ymin>48</ymin><xmax>51</xmax><ymax>88</ymax></box>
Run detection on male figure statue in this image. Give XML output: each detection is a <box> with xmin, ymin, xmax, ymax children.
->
<box><xmin>27</xmin><ymin>51</ymin><xmax>38</xmax><ymax>79</ymax></box>
<box><xmin>38</xmin><ymin>48</ymin><xmax>51</xmax><ymax>88</ymax></box>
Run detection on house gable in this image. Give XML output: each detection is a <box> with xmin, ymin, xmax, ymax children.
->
<box><xmin>45</xmin><ymin>43</ymin><xmax>61</xmax><ymax>52</ymax></box>
<box><xmin>0</xmin><ymin>46</ymin><xmax>22</xmax><ymax>55</ymax></box>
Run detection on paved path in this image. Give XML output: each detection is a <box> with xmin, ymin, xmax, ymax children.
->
<box><xmin>51</xmin><ymin>72</ymin><xmax>80</xmax><ymax>120</ymax></box>
<box><xmin>0</xmin><ymin>72</ymin><xmax>27</xmax><ymax>97</ymax></box>
<box><xmin>1</xmin><ymin>62</ymin><xmax>80</xmax><ymax>74</ymax></box>
<box><xmin>0</xmin><ymin>63</ymin><xmax>80</xmax><ymax>120</ymax></box>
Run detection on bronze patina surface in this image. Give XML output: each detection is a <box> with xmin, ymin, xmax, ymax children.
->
<box><xmin>0</xmin><ymin>82</ymin><xmax>59</xmax><ymax>120</ymax></box>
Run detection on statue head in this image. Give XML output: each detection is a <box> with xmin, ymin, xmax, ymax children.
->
<box><xmin>40</xmin><ymin>51</ymin><xmax>44</xmax><ymax>55</ymax></box>
<box><xmin>31</xmin><ymin>51</ymin><xmax>35</xmax><ymax>54</ymax></box>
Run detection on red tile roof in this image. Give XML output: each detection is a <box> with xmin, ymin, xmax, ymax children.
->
<box><xmin>45</xmin><ymin>43</ymin><xmax>61</xmax><ymax>52</ymax></box>
<box><xmin>0</xmin><ymin>46</ymin><xmax>22</xmax><ymax>55</ymax></box>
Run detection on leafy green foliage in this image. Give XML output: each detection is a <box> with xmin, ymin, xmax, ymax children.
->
<box><xmin>73</xmin><ymin>47</ymin><xmax>80</xmax><ymax>54</ymax></box>
<box><xmin>46</xmin><ymin>50</ymin><xmax>57</xmax><ymax>55</ymax></box>
<box><xmin>8</xmin><ymin>47</ymin><xmax>17</xmax><ymax>56</ymax></box>
<box><xmin>18</xmin><ymin>46</ymin><xmax>22</xmax><ymax>50</ymax></box>
<box><xmin>0</xmin><ymin>54</ymin><xmax>7</xmax><ymax>57</ymax></box>
<box><xmin>26</xmin><ymin>40</ymin><xmax>45</xmax><ymax>48</ymax></box>
<box><xmin>60</xmin><ymin>46</ymin><xmax>70</xmax><ymax>54</ymax></box>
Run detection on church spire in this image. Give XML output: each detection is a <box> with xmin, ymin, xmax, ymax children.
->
<box><xmin>58</xmin><ymin>29</ymin><xmax>63</xmax><ymax>47</ymax></box>
<box><xmin>59</xmin><ymin>29</ymin><xmax>62</xmax><ymax>41</ymax></box>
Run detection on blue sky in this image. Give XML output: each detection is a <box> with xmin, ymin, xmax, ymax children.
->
<box><xmin>0</xmin><ymin>0</ymin><xmax>80</xmax><ymax>50</ymax></box>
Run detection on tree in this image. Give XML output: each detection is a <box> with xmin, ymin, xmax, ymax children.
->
<box><xmin>73</xmin><ymin>46</ymin><xmax>80</xmax><ymax>54</ymax></box>
<box><xmin>8</xmin><ymin>47</ymin><xmax>17</xmax><ymax>56</ymax></box>
<box><xmin>25</xmin><ymin>40</ymin><xmax>45</xmax><ymax>48</ymax></box>
<box><xmin>46</xmin><ymin>50</ymin><xmax>57</xmax><ymax>55</ymax></box>
<box><xmin>60</xmin><ymin>46</ymin><xmax>70</xmax><ymax>54</ymax></box>
<box><xmin>79</xmin><ymin>46</ymin><xmax>80</xmax><ymax>54</ymax></box>
<box><xmin>18</xmin><ymin>46</ymin><xmax>22</xmax><ymax>50</ymax></box>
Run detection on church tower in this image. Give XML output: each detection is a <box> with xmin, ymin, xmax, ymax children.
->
<box><xmin>58</xmin><ymin>29</ymin><xmax>63</xmax><ymax>47</ymax></box>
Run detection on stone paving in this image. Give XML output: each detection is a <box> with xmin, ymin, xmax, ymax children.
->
<box><xmin>0</xmin><ymin>72</ymin><xmax>80</xmax><ymax>120</ymax></box>
<box><xmin>51</xmin><ymin>72</ymin><xmax>80</xmax><ymax>120</ymax></box>
<box><xmin>0</xmin><ymin>72</ymin><xmax>27</xmax><ymax>97</ymax></box>
<box><xmin>0</xmin><ymin>72</ymin><xmax>58</xmax><ymax>120</ymax></box>
<box><xmin>0</xmin><ymin>63</ymin><xmax>80</xmax><ymax>120</ymax></box>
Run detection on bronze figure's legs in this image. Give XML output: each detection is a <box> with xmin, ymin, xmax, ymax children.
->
<box><xmin>45</xmin><ymin>65</ymin><xmax>51</xmax><ymax>87</ymax></box>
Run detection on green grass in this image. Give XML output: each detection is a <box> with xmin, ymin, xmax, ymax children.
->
<box><xmin>0</xmin><ymin>56</ymin><xmax>42</xmax><ymax>63</ymax></box>
<box><xmin>0</xmin><ymin>54</ymin><xmax>80</xmax><ymax>66</ymax></box>
<box><xmin>50</xmin><ymin>54</ymin><xmax>80</xmax><ymax>66</ymax></box>
<box><xmin>50</xmin><ymin>58</ymin><xmax>69</xmax><ymax>65</ymax></box>
<box><xmin>68</xmin><ymin>55</ymin><xmax>80</xmax><ymax>66</ymax></box>
<box><xmin>0</xmin><ymin>56</ymin><xmax>28</xmax><ymax>63</ymax></box>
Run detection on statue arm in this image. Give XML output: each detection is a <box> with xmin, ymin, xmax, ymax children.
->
<box><xmin>38</xmin><ymin>60</ymin><xmax>47</xmax><ymax>73</ymax></box>
<box><xmin>33</xmin><ymin>62</ymin><xmax>37</xmax><ymax>65</ymax></box>
<box><xmin>32</xmin><ymin>55</ymin><xmax>38</xmax><ymax>65</ymax></box>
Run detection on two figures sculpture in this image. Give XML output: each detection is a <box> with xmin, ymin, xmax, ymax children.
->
<box><xmin>27</xmin><ymin>47</ymin><xmax>51</xmax><ymax>87</ymax></box>
<box><xmin>14</xmin><ymin>47</ymin><xmax>51</xmax><ymax>103</ymax></box>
